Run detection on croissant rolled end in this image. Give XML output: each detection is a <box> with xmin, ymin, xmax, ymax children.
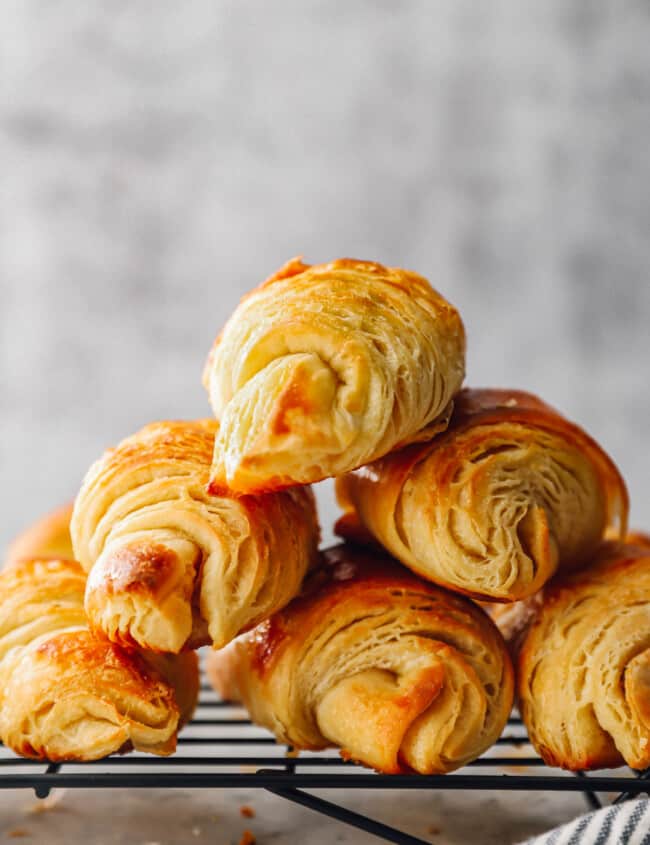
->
<box><xmin>85</xmin><ymin>541</ymin><xmax>196</xmax><ymax>654</ymax></box>
<box><xmin>315</xmin><ymin>665</ymin><xmax>446</xmax><ymax>774</ymax></box>
<box><xmin>0</xmin><ymin>631</ymin><xmax>181</xmax><ymax>761</ymax></box>
<box><xmin>206</xmin><ymin>476</ymin><xmax>232</xmax><ymax>498</ymax></box>
<box><xmin>207</xmin><ymin>451</ymin><xmax>298</xmax><ymax>497</ymax></box>
<box><xmin>260</xmin><ymin>255</ymin><xmax>310</xmax><ymax>286</ymax></box>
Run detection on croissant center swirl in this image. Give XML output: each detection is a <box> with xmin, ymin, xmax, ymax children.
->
<box><xmin>508</xmin><ymin>544</ymin><xmax>650</xmax><ymax>771</ymax></box>
<box><xmin>204</xmin><ymin>258</ymin><xmax>466</xmax><ymax>493</ymax></box>
<box><xmin>72</xmin><ymin>420</ymin><xmax>319</xmax><ymax>652</ymax></box>
<box><xmin>337</xmin><ymin>389</ymin><xmax>628</xmax><ymax>601</ymax></box>
<box><xmin>211</xmin><ymin>547</ymin><xmax>513</xmax><ymax>775</ymax></box>
<box><xmin>0</xmin><ymin>556</ymin><xmax>198</xmax><ymax>761</ymax></box>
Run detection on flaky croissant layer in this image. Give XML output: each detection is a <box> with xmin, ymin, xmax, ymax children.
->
<box><xmin>6</xmin><ymin>503</ymin><xmax>74</xmax><ymax>564</ymax></box>
<box><xmin>337</xmin><ymin>388</ymin><xmax>628</xmax><ymax>601</ymax></box>
<box><xmin>493</xmin><ymin>541</ymin><xmax>650</xmax><ymax>771</ymax></box>
<box><xmin>203</xmin><ymin>257</ymin><xmax>466</xmax><ymax>494</ymax></box>
<box><xmin>71</xmin><ymin>419</ymin><xmax>319</xmax><ymax>653</ymax></box>
<box><xmin>208</xmin><ymin>544</ymin><xmax>514</xmax><ymax>775</ymax></box>
<box><xmin>0</xmin><ymin>556</ymin><xmax>198</xmax><ymax>761</ymax></box>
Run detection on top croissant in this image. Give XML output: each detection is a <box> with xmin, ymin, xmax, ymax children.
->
<box><xmin>203</xmin><ymin>257</ymin><xmax>466</xmax><ymax>494</ymax></box>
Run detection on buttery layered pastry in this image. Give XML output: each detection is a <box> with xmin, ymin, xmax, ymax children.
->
<box><xmin>0</xmin><ymin>510</ymin><xmax>198</xmax><ymax>761</ymax></box>
<box><xmin>207</xmin><ymin>544</ymin><xmax>514</xmax><ymax>774</ymax></box>
<box><xmin>71</xmin><ymin>419</ymin><xmax>319</xmax><ymax>653</ymax></box>
<box><xmin>6</xmin><ymin>502</ymin><xmax>75</xmax><ymax>564</ymax></box>
<box><xmin>493</xmin><ymin>541</ymin><xmax>650</xmax><ymax>771</ymax></box>
<box><xmin>203</xmin><ymin>257</ymin><xmax>466</xmax><ymax>494</ymax></box>
<box><xmin>336</xmin><ymin>388</ymin><xmax>628</xmax><ymax>601</ymax></box>
<box><xmin>7</xmin><ymin>252</ymin><xmax>641</xmax><ymax>776</ymax></box>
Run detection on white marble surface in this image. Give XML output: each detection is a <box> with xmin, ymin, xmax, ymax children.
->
<box><xmin>1</xmin><ymin>1</ymin><xmax>650</xmax><ymax>842</ymax></box>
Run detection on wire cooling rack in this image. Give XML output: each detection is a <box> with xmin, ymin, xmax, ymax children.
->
<box><xmin>1</xmin><ymin>677</ymin><xmax>649</xmax><ymax>845</ymax></box>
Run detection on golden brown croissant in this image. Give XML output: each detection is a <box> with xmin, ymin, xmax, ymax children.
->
<box><xmin>203</xmin><ymin>257</ymin><xmax>466</xmax><ymax>494</ymax></box>
<box><xmin>492</xmin><ymin>541</ymin><xmax>650</xmax><ymax>771</ymax></box>
<box><xmin>336</xmin><ymin>388</ymin><xmax>628</xmax><ymax>602</ymax></box>
<box><xmin>6</xmin><ymin>503</ymin><xmax>74</xmax><ymax>564</ymax></box>
<box><xmin>626</xmin><ymin>531</ymin><xmax>650</xmax><ymax>548</ymax></box>
<box><xmin>71</xmin><ymin>419</ymin><xmax>319</xmax><ymax>653</ymax></box>
<box><xmin>0</xmin><ymin>556</ymin><xmax>198</xmax><ymax>761</ymax></box>
<box><xmin>206</xmin><ymin>544</ymin><xmax>513</xmax><ymax>774</ymax></box>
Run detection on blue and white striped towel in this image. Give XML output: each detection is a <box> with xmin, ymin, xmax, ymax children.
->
<box><xmin>519</xmin><ymin>799</ymin><xmax>650</xmax><ymax>845</ymax></box>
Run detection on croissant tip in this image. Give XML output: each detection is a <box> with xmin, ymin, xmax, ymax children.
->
<box><xmin>206</xmin><ymin>478</ymin><xmax>237</xmax><ymax>498</ymax></box>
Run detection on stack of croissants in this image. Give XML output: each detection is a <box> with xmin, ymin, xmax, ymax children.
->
<box><xmin>4</xmin><ymin>257</ymin><xmax>650</xmax><ymax>777</ymax></box>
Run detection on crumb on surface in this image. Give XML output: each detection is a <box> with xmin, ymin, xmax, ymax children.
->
<box><xmin>428</xmin><ymin>824</ymin><xmax>441</xmax><ymax>835</ymax></box>
<box><xmin>240</xmin><ymin>805</ymin><xmax>255</xmax><ymax>818</ymax></box>
<box><xmin>8</xmin><ymin>831</ymin><xmax>30</xmax><ymax>839</ymax></box>
<box><xmin>240</xmin><ymin>830</ymin><xmax>256</xmax><ymax>845</ymax></box>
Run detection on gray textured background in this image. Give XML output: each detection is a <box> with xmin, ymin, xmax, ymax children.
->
<box><xmin>2</xmin><ymin>0</ymin><xmax>649</xmax><ymax>556</ymax></box>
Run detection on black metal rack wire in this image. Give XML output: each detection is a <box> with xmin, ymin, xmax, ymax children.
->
<box><xmin>1</xmin><ymin>679</ymin><xmax>649</xmax><ymax>845</ymax></box>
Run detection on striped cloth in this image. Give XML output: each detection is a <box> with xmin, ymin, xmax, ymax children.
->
<box><xmin>520</xmin><ymin>799</ymin><xmax>650</xmax><ymax>845</ymax></box>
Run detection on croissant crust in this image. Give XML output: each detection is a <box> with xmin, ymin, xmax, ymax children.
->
<box><xmin>203</xmin><ymin>257</ymin><xmax>466</xmax><ymax>493</ymax></box>
<box><xmin>492</xmin><ymin>541</ymin><xmax>650</xmax><ymax>771</ymax></box>
<box><xmin>336</xmin><ymin>388</ymin><xmax>628</xmax><ymax>601</ymax></box>
<box><xmin>71</xmin><ymin>419</ymin><xmax>319</xmax><ymax>652</ymax></box>
<box><xmin>0</xmin><ymin>557</ymin><xmax>198</xmax><ymax>761</ymax></box>
<box><xmin>207</xmin><ymin>544</ymin><xmax>513</xmax><ymax>774</ymax></box>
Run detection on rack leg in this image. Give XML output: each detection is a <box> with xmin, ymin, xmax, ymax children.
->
<box><xmin>575</xmin><ymin>772</ymin><xmax>601</xmax><ymax>811</ymax></box>
<box><xmin>264</xmin><ymin>784</ymin><xmax>430</xmax><ymax>845</ymax></box>
<box><xmin>614</xmin><ymin>768</ymin><xmax>650</xmax><ymax>805</ymax></box>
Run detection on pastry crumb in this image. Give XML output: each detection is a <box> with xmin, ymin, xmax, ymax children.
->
<box><xmin>8</xmin><ymin>831</ymin><xmax>30</xmax><ymax>839</ymax></box>
<box><xmin>240</xmin><ymin>805</ymin><xmax>255</xmax><ymax>818</ymax></box>
<box><xmin>428</xmin><ymin>824</ymin><xmax>441</xmax><ymax>835</ymax></box>
<box><xmin>192</xmin><ymin>825</ymin><xmax>201</xmax><ymax>836</ymax></box>
<box><xmin>240</xmin><ymin>831</ymin><xmax>256</xmax><ymax>845</ymax></box>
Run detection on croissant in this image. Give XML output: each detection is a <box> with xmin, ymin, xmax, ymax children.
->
<box><xmin>71</xmin><ymin>419</ymin><xmax>319</xmax><ymax>653</ymax></box>
<box><xmin>203</xmin><ymin>257</ymin><xmax>466</xmax><ymax>494</ymax></box>
<box><xmin>6</xmin><ymin>503</ymin><xmax>74</xmax><ymax>564</ymax></box>
<box><xmin>0</xmin><ymin>555</ymin><xmax>199</xmax><ymax>761</ymax></box>
<box><xmin>626</xmin><ymin>531</ymin><xmax>650</xmax><ymax>548</ymax></box>
<box><xmin>492</xmin><ymin>541</ymin><xmax>650</xmax><ymax>771</ymax></box>
<box><xmin>336</xmin><ymin>388</ymin><xmax>628</xmax><ymax>602</ymax></box>
<box><xmin>206</xmin><ymin>544</ymin><xmax>513</xmax><ymax>774</ymax></box>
